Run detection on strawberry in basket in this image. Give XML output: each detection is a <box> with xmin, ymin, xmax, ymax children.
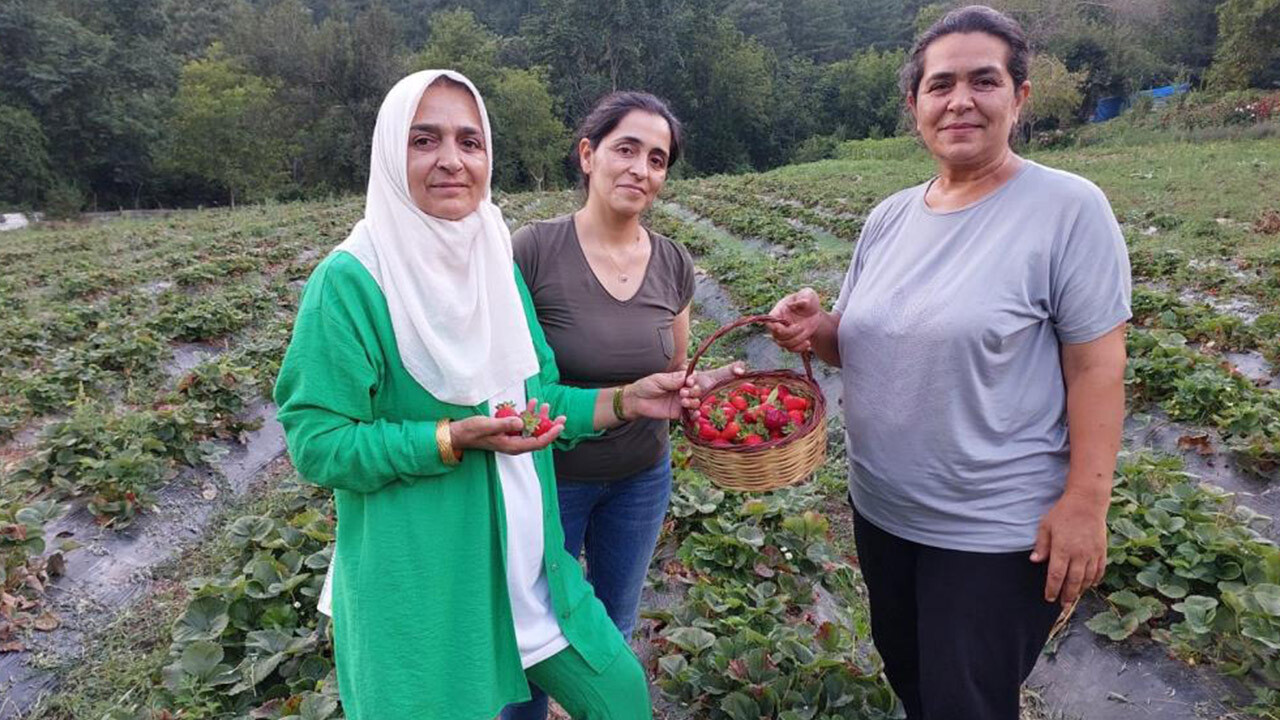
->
<box><xmin>680</xmin><ymin>315</ymin><xmax>828</xmax><ymax>491</ymax></box>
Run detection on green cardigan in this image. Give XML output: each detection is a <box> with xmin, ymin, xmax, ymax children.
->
<box><xmin>275</xmin><ymin>251</ymin><xmax>621</xmax><ymax>719</ymax></box>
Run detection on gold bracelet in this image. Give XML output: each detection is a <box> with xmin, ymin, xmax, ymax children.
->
<box><xmin>612</xmin><ymin>385</ymin><xmax>628</xmax><ymax>422</ymax></box>
<box><xmin>436</xmin><ymin>418</ymin><xmax>462</xmax><ymax>466</ymax></box>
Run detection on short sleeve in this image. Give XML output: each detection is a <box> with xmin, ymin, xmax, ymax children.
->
<box><xmin>833</xmin><ymin>201</ymin><xmax>887</xmax><ymax>315</ymax></box>
<box><xmin>511</xmin><ymin>223</ymin><xmax>539</xmax><ymax>288</ymax></box>
<box><xmin>675</xmin><ymin>240</ymin><xmax>695</xmax><ymax>311</ymax></box>
<box><xmin>1050</xmin><ymin>185</ymin><xmax>1132</xmax><ymax>344</ymax></box>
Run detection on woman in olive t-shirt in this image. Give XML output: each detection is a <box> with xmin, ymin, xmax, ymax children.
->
<box><xmin>504</xmin><ymin>91</ymin><xmax>713</xmax><ymax>720</ymax></box>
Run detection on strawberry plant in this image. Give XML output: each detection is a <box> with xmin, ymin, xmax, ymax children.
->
<box><xmin>0</xmin><ymin>497</ymin><xmax>64</xmax><ymax>654</ymax></box>
<box><xmin>1090</xmin><ymin>453</ymin><xmax>1280</xmax><ymax>689</ymax></box>
<box><xmin>12</xmin><ymin>403</ymin><xmax>226</xmax><ymax>527</ymax></box>
<box><xmin>146</xmin><ymin>478</ymin><xmax>339</xmax><ymax>718</ymax></box>
<box><xmin>651</xmin><ymin>467</ymin><xmax>896</xmax><ymax>718</ymax></box>
<box><xmin>172</xmin><ymin>355</ymin><xmax>266</xmax><ymax>439</ymax></box>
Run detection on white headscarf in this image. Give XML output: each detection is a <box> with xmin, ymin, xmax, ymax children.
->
<box><xmin>334</xmin><ymin>70</ymin><xmax>538</xmax><ymax>407</ymax></box>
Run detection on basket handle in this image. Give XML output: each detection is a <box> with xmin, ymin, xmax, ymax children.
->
<box><xmin>682</xmin><ymin>314</ymin><xmax>815</xmax><ymax>389</ymax></box>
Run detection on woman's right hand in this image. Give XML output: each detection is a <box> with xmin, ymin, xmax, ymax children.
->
<box><xmin>449</xmin><ymin>401</ymin><xmax>566</xmax><ymax>455</ymax></box>
<box><xmin>768</xmin><ymin>288</ymin><xmax>824</xmax><ymax>353</ymax></box>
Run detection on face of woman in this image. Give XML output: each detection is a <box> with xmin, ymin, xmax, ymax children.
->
<box><xmin>909</xmin><ymin>32</ymin><xmax>1029</xmax><ymax>170</ymax></box>
<box><xmin>407</xmin><ymin>82</ymin><xmax>489</xmax><ymax>220</ymax></box>
<box><xmin>580</xmin><ymin>110</ymin><xmax>672</xmax><ymax>216</ymax></box>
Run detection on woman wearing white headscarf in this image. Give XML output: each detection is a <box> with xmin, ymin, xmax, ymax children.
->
<box><xmin>275</xmin><ymin>70</ymin><xmax>694</xmax><ymax>719</ymax></box>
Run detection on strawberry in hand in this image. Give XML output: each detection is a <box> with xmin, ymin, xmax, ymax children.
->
<box><xmin>495</xmin><ymin>400</ymin><xmax>559</xmax><ymax>438</ymax></box>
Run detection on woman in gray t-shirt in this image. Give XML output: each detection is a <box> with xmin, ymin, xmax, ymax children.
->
<box><xmin>504</xmin><ymin>91</ymin><xmax>737</xmax><ymax>720</ymax></box>
<box><xmin>768</xmin><ymin>8</ymin><xmax>1129</xmax><ymax>720</ymax></box>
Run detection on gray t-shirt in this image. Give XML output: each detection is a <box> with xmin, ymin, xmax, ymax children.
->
<box><xmin>834</xmin><ymin>160</ymin><xmax>1131</xmax><ymax>552</ymax></box>
<box><xmin>513</xmin><ymin>215</ymin><xmax>695</xmax><ymax>483</ymax></box>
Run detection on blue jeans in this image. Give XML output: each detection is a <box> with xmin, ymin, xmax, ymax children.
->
<box><xmin>501</xmin><ymin>451</ymin><xmax>673</xmax><ymax>720</ymax></box>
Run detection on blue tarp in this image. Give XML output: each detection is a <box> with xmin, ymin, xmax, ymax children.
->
<box><xmin>1092</xmin><ymin>96</ymin><xmax>1126</xmax><ymax>122</ymax></box>
<box><xmin>1090</xmin><ymin>83</ymin><xmax>1191</xmax><ymax>123</ymax></box>
<box><xmin>1142</xmin><ymin>83</ymin><xmax>1191</xmax><ymax>101</ymax></box>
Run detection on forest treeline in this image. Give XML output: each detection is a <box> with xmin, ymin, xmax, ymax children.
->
<box><xmin>1</xmin><ymin>0</ymin><xmax>1277</xmax><ymax>212</ymax></box>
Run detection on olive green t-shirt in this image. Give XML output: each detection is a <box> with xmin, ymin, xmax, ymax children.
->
<box><xmin>513</xmin><ymin>215</ymin><xmax>695</xmax><ymax>484</ymax></box>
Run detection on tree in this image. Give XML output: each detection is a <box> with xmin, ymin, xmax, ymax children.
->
<box><xmin>523</xmin><ymin>0</ymin><xmax>682</xmax><ymax>118</ymax></box>
<box><xmin>410</xmin><ymin>8</ymin><xmax>502</xmax><ymax>89</ymax></box>
<box><xmin>785</xmin><ymin>0</ymin><xmax>851</xmax><ymax>62</ymax></box>
<box><xmin>1024</xmin><ymin>53</ymin><xmax>1086</xmax><ymax>130</ymax></box>
<box><xmin>0</xmin><ymin>105</ymin><xmax>54</xmax><ymax>207</ymax></box>
<box><xmin>162</xmin><ymin>46</ymin><xmax>292</xmax><ymax>207</ymax></box>
<box><xmin>490</xmin><ymin>68</ymin><xmax>570</xmax><ymax>190</ymax></box>
<box><xmin>824</xmin><ymin>48</ymin><xmax>906</xmax><ymax>139</ymax></box>
<box><xmin>661</xmin><ymin>12</ymin><xmax>775</xmax><ymax>173</ymax></box>
<box><xmin>1207</xmin><ymin>0</ymin><xmax>1280</xmax><ymax>89</ymax></box>
<box><xmin>0</xmin><ymin>0</ymin><xmax>177</xmax><ymax>209</ymax></box>
<box><xmin>164</xmin><ymin>0</ymin><xmax>238</xmax><ymax>58</ymax></box>
<box><xmin>725</xmin><ymin>0</ymin><xmax>792</xmax><ymax>55</ymax></box>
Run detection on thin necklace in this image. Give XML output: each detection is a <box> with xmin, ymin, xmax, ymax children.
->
<box><xmin>598</xmin><ymin>227</ymin><xmax>644</xmax><ymax>284</ymax></box>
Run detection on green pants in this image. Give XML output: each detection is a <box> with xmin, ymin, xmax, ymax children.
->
<box><xmin>523</xmin><ymin>640</ymin><xmax>652</xmax><ymax>720</ymax></box>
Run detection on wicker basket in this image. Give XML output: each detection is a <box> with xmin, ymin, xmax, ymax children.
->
<box><xmin>681</xmin><ymin>315</ymin><xmax>827</xmax><ymax>492</ymax></box>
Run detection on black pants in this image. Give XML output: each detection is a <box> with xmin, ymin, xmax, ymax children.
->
<box><xmin>849</xmin><ymin>500</ymin><xmax>1061</xmax><ymax>720</ymax></box>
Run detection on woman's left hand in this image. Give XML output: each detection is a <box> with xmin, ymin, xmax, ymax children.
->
<box><xmin>624</xmin><ymin>370</ymin><xmax>716</xmax><ymax>420</ymax></box>
<box><xmin>690</xmin><ymin>361</ymin><xmax>746</xmax><ymax>395</ymax></box>
<box><xmin>1030</xmin><ymin>489</ymin><xmax>1109</xmax><ymax>607</ymax></box>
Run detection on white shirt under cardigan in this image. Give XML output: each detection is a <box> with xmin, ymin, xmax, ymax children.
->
<box><xmin>317</xmin><ymin>380</ymin><xmax>568</xmax><ymax>669</ymax></box>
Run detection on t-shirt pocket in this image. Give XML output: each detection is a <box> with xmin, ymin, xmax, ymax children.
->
<box><xmin>658</xmin><ymin>326</ymin><xmax>674</xmax><ymax>359</ymax></box>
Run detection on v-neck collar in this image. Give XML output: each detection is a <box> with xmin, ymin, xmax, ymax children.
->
<box><xmin>568</xmin><ymin>215</ymin><xmax>655</xmax><ymax>305</ymax></box>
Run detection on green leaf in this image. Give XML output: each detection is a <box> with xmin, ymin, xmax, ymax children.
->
<box><xmin>180</xmin><ymin>640</ymin><xmax>224</xmax><ymax>680</ymax></box>
<box><xmin>1156</xmin><ymin>574</ymin><xmax>1189</xmax><ymax>599</ymax></box>
<box><xmin>1109</xmin><ymin>590</ymin><xmax>1143</xmax><ymax>611</ymax></box>
<box><xmin>1136</xmin><ymin>563</ymin><xmax>1165</xmax><ymax>589</ymax></box>
<box><xmin>657</xmin><ymin>653</ymin><xmax>688</xmax><ymax>677</ymax></box>
<box><xmin>229</xmin><ymin>515</ymin><xmax>275</xmax><ymax>547</ymax></box>
<box><xmin>736</xmin><ymin>524</ymin><xmax>766</xmax><ymax>548</ymax></box>
<box><xmin>1085</xmin><ymin>610</ymin><xmax>1139</xmax><ymax>641</ymax></box>
<box><xmin>1252</xmin><ymin>584</ymin><xmax>1280</xmax><ymax>616</ymax></box>
<box><xmin>1240</xmin><ymin>615</ymin><xmax>1280</xmax><ymax>650</ymax></box>
<box><xmin>661</xmin><ymin>626</ymin><xmax>716</xmax><ymax>654</ymax></box>
<box><xmin>1173</xmin><ymin>595</ymin><xmax>1218</xmax><ymax>634</ymax></box>
<box><xmin>298</xmin><ymin>693</ymin><xmax>340</xmax><ymax>720</ymax></box>
<box><xmin>172</xmin><ymin>596</ymin><xmax>230</xmax><ymax>642</ymax></box>
<box><xmin>1111</xmin><ymin>518</ymin><xmax>1147</xmax><ymax>541</ymax></box>
<box><xmin>719</xmin><ymin>691</ymin><xmax>761</xmax><ymax>720</ymax></box>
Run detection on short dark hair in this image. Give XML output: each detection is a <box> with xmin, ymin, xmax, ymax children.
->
<box><xmin>573</xmin><ymin>91</ymin><xmax>684</xmax><ymax>192</ymax></box>
<box><xmin>899</xmin><ymin>5</ymin><xmax>1031</xmax><ymax>100</ymax></box>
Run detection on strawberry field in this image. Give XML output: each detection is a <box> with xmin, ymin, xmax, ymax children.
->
<box><xmin>2</xmin><ymin>132</ymin><xmax>1280</xmax><ymax>719</ymax></box>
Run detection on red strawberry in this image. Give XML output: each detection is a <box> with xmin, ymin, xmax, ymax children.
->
<box><xmin>720</xmin><ymin>403</ymin><xmax>738</xmax><ymax>421</ymax></box>
<box><xmin>788</xmin><ymin>409</ymin><xmax>806</xmax><ymax>426</ymax></box>
<box><xmin>738</xmin><ymin>382</ymin><xmax>759</xmax><ymax>396</ymax></box>
<box><xmin>783</xmin><ymin>396</ymin><xmax>809</xmax><ymax>412</ymax></box>
<box><xmin>742</xmin><ymin>408</ymin><xmax>758</xmax><ymax>423</ymax></box>
<box><xmin>495</xmin><ymin>402</ymin><xmax>522</xmax><ymax>436</ymax></box>
<box><xmin>777</xmin><ymin>385</ymin><xmax>791</xmax><ymax>400</ymax></box>
<box><xmin>729</xmin><ymin>394</ymin><xmax>748</xmax><ymax>411</ymax></box>
<box><xmin>698</xmin><ymin>422</ymin><xmax>718</xmax><ymax>442</ymax></box>
<box><xmin>720</xmin><ymin>421</ymin><xmax>740</xmax><ymax>442</ymax></box>
<box><xmin>743</xmin><ymin>433</ymin><xmax>764</xmax><ymax>445</ymax></box>
<box><xmin>763</xmin><ymin>408</ymin><xmax>787</xmax><ymax>433</ymax></box>
<box><xmin>533</xmin><ymin>415</ymin><xmax>555</xmax><ymax>437</ymax></box>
